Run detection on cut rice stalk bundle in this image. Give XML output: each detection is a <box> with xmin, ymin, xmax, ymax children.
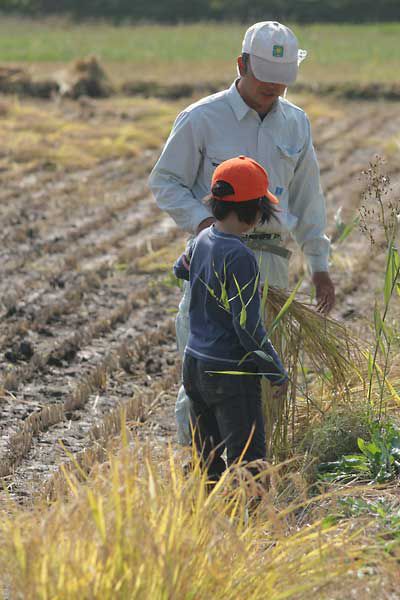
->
<box><xmin>263</xmin><ymin>286</ymin><xmax>364</xmax><ymax>459</ymax></box>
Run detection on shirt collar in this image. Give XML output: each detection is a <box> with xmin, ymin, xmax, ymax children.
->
<box><xmin>226</xmin><ymin>79</ymin><xmax>287</xmax><ymax>122</ymax></box>
<box><xmin>226</xmin><ymin>80</ymin><xmax>251</xmax><ymax>121</ymax></box>
<box><xmin>273</xmin><ymin>97</ymin><xmax>287</xmax><ymax>120</ymax></box>
<box><xmin>210</xmin><ymin>223</ymin><xmax>242</xmax><ymax>241</ymax></box>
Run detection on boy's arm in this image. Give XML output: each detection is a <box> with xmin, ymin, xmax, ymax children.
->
<box><xmin>173</xmin><ymin>238</ymin><xmax>196</xmax><ymax>281</ymax></box>
<box><xmin>227</xmin><ymin>254</ymin><xmax>288</xmax><ymax>385</ymax></box>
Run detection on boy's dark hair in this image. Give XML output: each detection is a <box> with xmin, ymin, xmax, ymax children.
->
<box><xmin>206</xmin><ymin>180</ymin><xmax>277</xmax><ymax>226</ymax></box>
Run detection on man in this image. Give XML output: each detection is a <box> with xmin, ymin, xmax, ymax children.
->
<box><xmin>149</xmin><ymin>21</ymin><xmax>335</xmax><ymax>445</ymax></box>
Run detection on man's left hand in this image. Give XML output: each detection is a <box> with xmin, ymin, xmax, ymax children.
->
<box><xmin>312</xmin><ymin>272</ymin><xmax>335</xmax><ymax>315</ymax></box>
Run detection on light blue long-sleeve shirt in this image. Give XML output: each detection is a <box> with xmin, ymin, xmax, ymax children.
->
<box><xmin>149</xmin><ymin>80</ymin><xmax>330</xmax><ymax>273</ymax></box>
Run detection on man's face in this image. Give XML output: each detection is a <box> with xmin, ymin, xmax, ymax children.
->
<box><xmin>237</xmin><ymin>56</ymin><xmax>287</xmax><ymax>115</ymax></box>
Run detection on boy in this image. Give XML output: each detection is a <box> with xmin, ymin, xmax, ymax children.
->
<box><xmin>174</xmin><ymin>156</ymin><xmax>288</xmax><ymax>482</ymax></box>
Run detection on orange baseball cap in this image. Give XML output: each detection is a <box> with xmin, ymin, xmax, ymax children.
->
<box><xmin>211</xmin><ymin>155</ymin><xmax>279</xmax><ymax>204</ymax></box>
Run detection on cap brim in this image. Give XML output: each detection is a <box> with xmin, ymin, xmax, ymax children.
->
<box><xmin>250</xmin><ymin>54</ymin><xmax>298</xmax><ymax>85</ymax></box>
<box><xmin>265</xmin><ymin>189</ymin><xmax>279</xmax><ymax>205</ymax></box>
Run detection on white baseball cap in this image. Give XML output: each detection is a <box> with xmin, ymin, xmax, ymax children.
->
<box><xmin>242</xmin><ymin>21</ymin><xmax>307</xmax><ymax>85</ymax></box>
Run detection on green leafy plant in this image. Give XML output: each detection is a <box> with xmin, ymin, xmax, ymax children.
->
<box><xmin>318</xmin><ymin>421</ymin><xmax>400</xmax><ymax>484</ymax></box>
<box><xmin>331</xmin><ymin>206</ymin><xmax>360</xmax><ymax>245</ymax></box>
<box><xmin>323</xmin><ymin>496</ymin><xmax>400</xmax><ymax>552</ymax></box>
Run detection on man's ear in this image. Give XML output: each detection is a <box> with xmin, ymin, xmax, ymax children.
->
<box><xmin>237</xmin><ymin>56</ymin><xmax>245</xmax><ymax>77</ymax></box>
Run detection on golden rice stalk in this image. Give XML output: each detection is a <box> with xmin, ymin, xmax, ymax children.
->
<box><xmin>263</xmin><ymin>286</ymin><xmax>364</xmax><ymax>459</ymax></box>
<box><xmin>0</xmin><ymin>441</ymin><xmax>381</xmax><ymax>600</ymax></box>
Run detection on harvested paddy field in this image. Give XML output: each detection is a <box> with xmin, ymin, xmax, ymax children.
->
<box><xmin>0</xmin><ymin>89</ymin><xmax>399</xmax><ymax>507</ymax></box>
<box><xmin>0</xmin><ymin>16</ymin><xmax>400</xmax><ymax>599</ymax></box>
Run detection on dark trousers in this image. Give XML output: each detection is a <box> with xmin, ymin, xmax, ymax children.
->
<box><xmin>182</xmin><ymin>354</ymin><xmax>266</xmax><ymax>481</ymax></box>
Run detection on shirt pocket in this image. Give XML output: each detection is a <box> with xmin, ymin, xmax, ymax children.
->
<box><xmin>276</xmin><ymin>144</ymin><xmax>303</xmax><ymax>185</ymax></box>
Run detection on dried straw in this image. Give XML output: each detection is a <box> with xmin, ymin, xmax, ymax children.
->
<box><xmin>263</xmin><ymin>286</ymin><xmax>364</xmax><ymax>459</ymax></box>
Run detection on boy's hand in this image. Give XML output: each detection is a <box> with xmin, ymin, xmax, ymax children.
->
<box><xmin>271</xmin><ymin>380</ymin><xmax>289</xmax><ymax>401</ymax></box>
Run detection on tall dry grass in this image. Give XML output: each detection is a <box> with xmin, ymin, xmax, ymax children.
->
<box><xmin>0</xmin><ymin>435</ymin><xmax>392</xmax><ymax>599</ymax></box>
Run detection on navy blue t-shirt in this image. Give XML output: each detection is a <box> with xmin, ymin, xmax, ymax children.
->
<box><xmin>174</xmin><ymin>225</ymin><xmax>287</xmax><ymax>384</ymax></box>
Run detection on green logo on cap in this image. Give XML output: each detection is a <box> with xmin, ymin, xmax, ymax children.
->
<box><xmin>272</xmin><ymin>45</ymin><xmax>284</xmax><ymax>57</ymax></box>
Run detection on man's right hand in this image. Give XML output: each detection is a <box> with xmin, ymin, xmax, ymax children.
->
<box><xmin>195</xmin><ymin>217</ymin><xmax>215</xmax><ymax>235</ymax></box>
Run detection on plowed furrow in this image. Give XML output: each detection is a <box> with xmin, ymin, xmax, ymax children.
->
<box><xmin>314</xmin><ymin>105</ymin><xmax>378</xmax><ymax>148</ymax></box>
<box><xmin>0</xmin><ymin>283</ymin><xmax>180</xmax><ymax>482</ymax></box>
<box><xmin>1</xmin><ymin>188</ymin><xmax>153</xmax><ymax>283</ymax></box>
<box><xmin>0</xmin><ymin>154</ymin><xmax>156</xmax><ymax>225</ymax></box>
<box><xmin>0</xmin><ymin>218</ymin><xmax>181</xmax><ymax>355</ymax></box>
<box><xmin>0</xmin><ymin>201</ymin><xmax>176</xmax><ymax>321</ymax></box>
<box><xmin>20</xmin><ymin>366</ymin><xmax>179</xmax><ymax>506</ymax></box>
<box><xmin>318</xmin><ymin>109</ymin><xmax>393</xmax><ymax>180</ymax></box>
<box><xmin>1</xmin><ymin>184</ymin><xmax>148</xmax><ymax>269</ymax></box>
<box><xmin>0</xmin><ymin>253</ymin><xmax>181</xmax><ymax>389</ymax></box>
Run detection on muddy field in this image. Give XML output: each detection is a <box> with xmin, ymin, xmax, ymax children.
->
<box><xmin>1</xmin><ymin>92</ymin><xmax>400</xmax><ymax>506</ymax></box>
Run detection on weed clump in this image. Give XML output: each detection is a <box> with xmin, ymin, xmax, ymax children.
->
<box><xmin>301</xmin><ymin>403</ymin><xmax>371</xmax><ymax>465</ymax></box>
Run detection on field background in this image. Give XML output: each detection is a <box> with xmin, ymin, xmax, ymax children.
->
<box><xmin>1</xmin><ymin>19</ymin><xmax>400</xmax><ymax>84</ymax></box>
<box><xmin>1</xmin><ymin>17</ymin><xmax>400</xmax><ymax>599</ymax></box>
